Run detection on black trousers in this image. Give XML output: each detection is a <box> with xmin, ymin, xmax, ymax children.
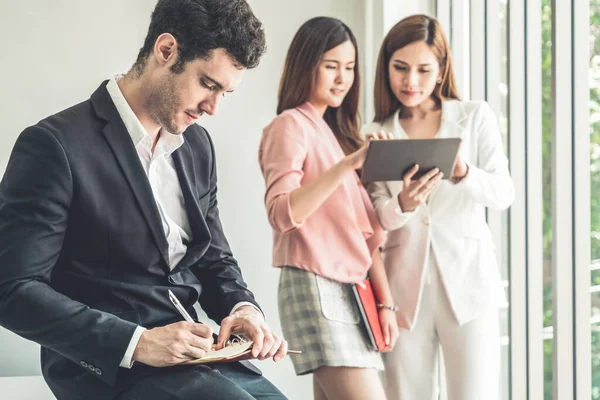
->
<box><xmin>115</xmin><ymin>362</ymin><xmax>287</xmax><ymax>400</ymax></box>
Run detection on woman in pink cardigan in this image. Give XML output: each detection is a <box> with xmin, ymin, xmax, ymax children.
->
<box><xmin>259</xmin><ymin>17</ymin><xmax>399</xmax><ymax>400</ymax></box>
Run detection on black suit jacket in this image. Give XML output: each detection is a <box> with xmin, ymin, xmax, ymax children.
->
<box><xmin>0</xmin><ymin>81</ymin><xmax>261</xmax><ymax>399</ymax></box>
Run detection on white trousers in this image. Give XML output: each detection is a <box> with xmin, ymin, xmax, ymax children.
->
<box><xmin>382</xmin><ymin>260</ymin><xmax>500</xmax><ymax>400</ymax></box>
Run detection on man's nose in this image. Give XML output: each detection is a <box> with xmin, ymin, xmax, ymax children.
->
<box><xmin>201</xmin><ymin>94</ymin><xmax>221</xmax><ymax>116</ymax></box>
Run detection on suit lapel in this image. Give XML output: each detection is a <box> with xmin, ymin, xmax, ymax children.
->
<box><xmin>438</xmin><ymin>100</ymin><xmax>469</xmax><ymax>139</ymax></box>
<box><xmin>171</xmin><ymin>141</ymin><xmax>211</xmax><ymax>272</ymax></box>
<box><xmin>91</xmin><ymin>82</ymin><xmax>170</xmax><ymax>269</ymax></box>
<box><xmin>428</xmin><ymin>100</ymin><xmax>469</xmax><ymax>205</ymax></box>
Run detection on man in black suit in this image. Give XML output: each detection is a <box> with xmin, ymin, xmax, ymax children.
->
<box><xmin>0</xmin><ymin>1</ymin><xmax>289</xmax><ymax>399</ymax></box>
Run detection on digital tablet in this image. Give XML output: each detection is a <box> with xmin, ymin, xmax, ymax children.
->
<box><xmin>361</xmin><ymin>138</ymin><xmax>462</xmax><ymax>182</ymax></box>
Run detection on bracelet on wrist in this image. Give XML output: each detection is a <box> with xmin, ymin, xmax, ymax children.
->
<box><xmin>376</xmin><ymin>303</ymin><xmax>399</xmax><ymax>312</ymax></box>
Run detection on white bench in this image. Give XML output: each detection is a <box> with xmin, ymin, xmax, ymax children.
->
<box><xmin>0</xmin><ymin>376</ymin><xmax>55</xmax><ymax>399</ymax></box>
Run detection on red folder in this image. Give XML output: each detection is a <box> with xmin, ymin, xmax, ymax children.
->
<box><xmin>352</xmin><ymin>279</ymin><xmax>386</xmax><ymax>352</ymax></box>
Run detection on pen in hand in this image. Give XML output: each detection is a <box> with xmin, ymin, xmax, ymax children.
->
<box><xmin>168</xmin><ymin>289</ymin><xmax>194</xmax><ymax>323</ymax></box>
<box><xmin>168</xmin><ymin>290</ymin><xmax>302</xmax><ymax>356</ymax></box>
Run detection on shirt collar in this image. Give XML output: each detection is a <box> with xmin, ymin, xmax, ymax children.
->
<box><xmin>106</xmin><ymin>74</ymin><xmax>184</xmax><ymax>156</ymax></box>
<box><xmin>296</xmin><ymin>101</ymin><xmax>332</xmax><ymax>132</ymax></box>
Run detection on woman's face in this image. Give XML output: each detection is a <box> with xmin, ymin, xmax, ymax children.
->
<box><xmin>388</xmin><ymin>40</ymin><xmax>442</xmax><ymax>108</ymax></box>
<box><xmin>309</xmin><ymin>40</ymin><xmax>356</xmax><ymax>114</ymax></box>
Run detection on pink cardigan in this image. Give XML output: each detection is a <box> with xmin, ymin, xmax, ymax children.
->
<box><xmin>259</xmin><ymin>102</ymin><xmax>384</xmax><ymax>283</ymax></box>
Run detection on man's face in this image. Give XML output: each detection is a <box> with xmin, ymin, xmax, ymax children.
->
<box><xmin>145</xmin><ymin>48</ymin><xmax>246</xmax><ymax>134</ymax></box>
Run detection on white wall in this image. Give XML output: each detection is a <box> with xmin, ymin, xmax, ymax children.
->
<box><xmin>0</xmin><ymin>1</ymin><xmax>365</xmax><ymax>399</ymax></box>
<box><xmin>383</xmin><ymin>0</ymin><xmax>436</xmax><ymax>30</ymax></box>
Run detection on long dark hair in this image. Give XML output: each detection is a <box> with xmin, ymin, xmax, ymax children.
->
<box><xmin>373</xmin><ymin>14</ymin><xmax>460</xmax><ymax>122</ymax></box>
<box><xmin>277</xmin><ymin>17</ymin><xmax>362</xmax><ymax>155</ymax></box>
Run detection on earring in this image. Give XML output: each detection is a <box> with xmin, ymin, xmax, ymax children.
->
<box><xmin>437</xmin><ymin>78</ymin><xmax>442</xmax><ymax>84</ymax></box>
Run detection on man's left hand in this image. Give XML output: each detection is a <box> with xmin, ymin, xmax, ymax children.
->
<box><xmin>217</xmin><ymin>306</ymin><xmax>288</xmax><ymax>362</ymax></box>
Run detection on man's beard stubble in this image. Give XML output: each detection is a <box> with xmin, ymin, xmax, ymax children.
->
<box><xmin>145</xmin><ymin>73</ymin><xmax>184</xmax><ymax>134</ymax></box>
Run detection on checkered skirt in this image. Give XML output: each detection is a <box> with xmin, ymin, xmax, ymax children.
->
<box><xmin>278</xmin><ymin>266</ymin><xmax>384</xmax><ymax>375</ymax></box>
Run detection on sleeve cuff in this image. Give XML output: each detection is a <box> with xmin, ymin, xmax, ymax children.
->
<box><xmin>379</xmin><ymin>196</ymin><xmax>416</xmax><ymax>230</ymax></box>
<box><xmin>119</xmin><ymin>326</ymin><xmax>146</xmax><ymax>369</ymax></box>
<box><xmin>393</xmin><ymin>203</ymin><xmax>416</xmax><ymax>218</ymax></box>
<box><xmin>270</xmin><ymin>192</ymin><xmax>304</xmax><ymax>233</ymax></box>
<box><xmin>230</xmin><ymin>302</ymin><xmax>264</xmax><ymax>320</ymax></box>
<box><xmin>453</xmin><ymin>161</ymin><xmax>480</xmax><ymax>193</ymax></box>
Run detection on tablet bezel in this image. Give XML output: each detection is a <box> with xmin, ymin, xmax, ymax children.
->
<box><xmin>361</xmin><ymin>138</ymin><xmax>462</xmax><ymax>182</ymax></box>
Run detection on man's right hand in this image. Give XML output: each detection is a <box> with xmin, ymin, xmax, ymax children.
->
<box><xmin>132</xmin><ymin>322</ymin><xmax>214</xmax><ymax>366</ymax></box>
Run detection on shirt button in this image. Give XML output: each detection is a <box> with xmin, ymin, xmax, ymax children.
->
<box><xmin>423</xmin><ymin>216</ymin><xmax>431</xmax><ymax>225</ymax></box>
<box><xmin>80</xmin><ymin>361</ymin><xmax>88</xmax><ymax>368</ymax></box>
<box><xmin>95</xmin><ymin>368</ymin><xmax>103</xmax><ymax>376</ymax></box>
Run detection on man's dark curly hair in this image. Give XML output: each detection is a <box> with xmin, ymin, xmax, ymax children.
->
<box><xmin>133</xmin><ymin>0</ymin><xmax>266</xmax><ymax>74</ymax></box>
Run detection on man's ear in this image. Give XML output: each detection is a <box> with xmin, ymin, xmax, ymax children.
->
<box><xmin>153</xmin><ymin>33</ymin><xmax>179</xmax><ymax>66</ymax></box>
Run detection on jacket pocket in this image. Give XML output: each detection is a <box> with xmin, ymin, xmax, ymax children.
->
<box><xmin>315</xmin><ymin>275</ymin><xmax>360</xmax><ymax>324</ymax></box>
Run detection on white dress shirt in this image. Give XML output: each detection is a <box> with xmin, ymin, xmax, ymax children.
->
<box><xmin>106</xmin><ymin>76</ymin><xmax>257</xmax><ymax>368</ymax></box>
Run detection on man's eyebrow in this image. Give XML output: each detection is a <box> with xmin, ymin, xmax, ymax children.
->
<box><xmin>202</xmin><ymin>74</ymin><xmax>224</xmax><ymax>90</ymax></box>
<box><xmin>201</xmin><ymin>74</ymin><xmax>235</xmax><ymax>93</ymax></box>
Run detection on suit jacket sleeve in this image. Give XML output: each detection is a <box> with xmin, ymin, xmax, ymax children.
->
<box><xmin>454</xmin><ymin>102</ymin><xmax>515</xmax><ymax>210</ymax></box>
<box><xmin>366</xmin><ymin>180</ymin><xmax>416</xmax><ymax>231</ymax></box>
<box><xmin>191</xmin><ymin>129</ymin><xmax>261</xmax><ymax>323</ymax></box>
<box><xmin>0</xmin><ymin>126</ymin><xmax>138</xmax><ymax>387</ymax></box>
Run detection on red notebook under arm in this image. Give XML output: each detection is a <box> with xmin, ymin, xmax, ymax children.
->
<box><xmin>352</xmin><ymin>279</ymin><xmax>386</xmax><ymax>352</ymax></box>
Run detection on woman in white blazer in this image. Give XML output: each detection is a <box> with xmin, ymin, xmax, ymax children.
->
<box><xmin>362</xmin><ymin>15</ymin><xmax>514</xmax><ymax>400</ymax></box>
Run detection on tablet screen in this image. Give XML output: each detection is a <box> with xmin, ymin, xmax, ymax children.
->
<box><xmin>362</xmin><ymin>138</ymin><xmax>462</xmax><ymax>182</ymax></box>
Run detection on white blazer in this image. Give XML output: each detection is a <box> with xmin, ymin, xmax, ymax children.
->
<box><xmin>362</xmin><ymin>100</ymin><xmax>514</xmax><ymax>330</ymax></box>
